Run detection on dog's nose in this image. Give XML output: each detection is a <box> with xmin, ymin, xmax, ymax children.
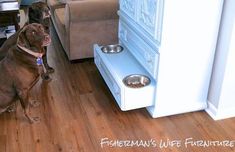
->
<box><xmin>44</xmin><ymin>34</ymin><xmax>51</xmax><ymax>44</ymax></box>
<box><xmin>45</xmin><ymin>11</ymin><xmax>51</xmax><ymax>18</ymax></box>
<box><xmin>43</xmin><ymin>11</ymin><xmax>51</xmax><ymax>19</ymax></box>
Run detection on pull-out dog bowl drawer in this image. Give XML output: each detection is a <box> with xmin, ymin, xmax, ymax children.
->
<box><xmin>101</xmin><ymin>44</ymin><xmax>124</xmax><ymax>54</ymax></box>
<box><xmin>94</xmin><ymin>44</ymin><xmax>156</xmax><ymax>111</ymax></box>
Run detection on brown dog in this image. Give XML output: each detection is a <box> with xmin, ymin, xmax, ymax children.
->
<box><xmin>29</xmin><ymin>1</ymin><xmax>54</xmax><ymax>75</ymax></box>
<box><xmin>0</xmin><ymin>23</ymin><xmax>51</xmax><ymax>123</ymax></box>
<box><xmin>0</xmin><ymin>1</ymin><xmax>53</xmax><ymax>81</ymax></box>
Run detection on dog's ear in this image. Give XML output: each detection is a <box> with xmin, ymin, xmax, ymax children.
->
<box><xmin>31</xmin><ymin>6</ymin><xmax>38</xmax><ymax>10</ymax></box>
<box><xmin>17</xmin><ymin>29</ymin><xmax>30</xmax><ymax>48</ymax></box>
<box><xmin>31</xmin><ymin>1</ymin><xmax>44</xmax><ymax>10</ymax></box>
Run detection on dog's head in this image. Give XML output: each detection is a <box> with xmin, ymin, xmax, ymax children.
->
<box><xmin>17</xmin><ymin>23</ymin><xmax>51</xmax><ymax>55</ymax></box>
<box><xmin>29</xmin><ymin>1</ymin><xmax>51</xmax><ymax>27</ymax></box>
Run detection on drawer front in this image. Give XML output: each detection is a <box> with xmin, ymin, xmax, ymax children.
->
<box><xmin>120</xmin><ymin>0</ymin><xmax>137</xmax><ymax>21</ymax></box>
<box><xmin>136</xmin><ymin>0</ymin><xmax>164</xmax><ymax>42</ymax></box>
<box><xmin>95</xmin><ymin>52</ymin><xmax>122</xmax><ymax>105</ymax></box>
<box><xmin>94</xmin><ymin>48</ymin><xmax>100</xmax><ymax>66</ymax></box>
<box><xmin>119</xmin><ymin>21</ymin><xmax>159</xmax><ymax>79</ymax></box>
<box><xmin>100</xmin><ymin>61</ymin><xmax>121</xmax><ymax>105</ymax></box>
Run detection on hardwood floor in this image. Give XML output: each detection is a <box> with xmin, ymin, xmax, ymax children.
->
<box><xmin>0</xmin><ymin>26</ymin><xmax>235</xmax><ymax>152</ymax></box>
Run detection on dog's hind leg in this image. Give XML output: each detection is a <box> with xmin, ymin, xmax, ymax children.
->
<box><xmin>17</xmin><ymin>89</ymin><xmax>40</xmax><ymax>123</ymax></box>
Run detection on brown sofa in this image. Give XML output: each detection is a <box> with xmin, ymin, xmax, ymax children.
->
<box><xmin>47</xmin><ymin>0</ymin><xmax>119</xmax><ymax>60</ymax></box>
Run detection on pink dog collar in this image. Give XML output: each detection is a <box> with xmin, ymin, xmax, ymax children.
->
<box><xmin>17</xmin><ymin>44</ymin><xmax>43</xmax><ymax>58</ymax></box>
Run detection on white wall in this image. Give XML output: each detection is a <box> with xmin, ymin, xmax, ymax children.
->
<box><xmin>207</xmin><ymin>0</ymin><xmax>235</xmax><ymax>120</ymax></box>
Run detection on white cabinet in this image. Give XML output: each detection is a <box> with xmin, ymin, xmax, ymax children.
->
<box><xmin>94</xmin><ymin>0</ymin><xmax>224</xmax><ymax>117</ymax></box>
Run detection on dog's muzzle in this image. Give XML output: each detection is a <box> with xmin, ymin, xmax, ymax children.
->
<box><xmin>43</xmin><ymin>34</ymin><xmax>51</xmax><ymax>46</ymax></box>
<box><xmin>43</xmin><ymin>11</ymin><xmax>51</xmax><ymax>19</ymax></box>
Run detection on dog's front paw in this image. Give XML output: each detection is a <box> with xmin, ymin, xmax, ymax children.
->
<box><xmin>46</xmin><ymin>67</ymin><xmax>55</xmax><ymax>73</ymax></box>
<box><xmin>41</xmin><ymin>73</ymin><xmax>52</xmax><ymax>82</ymax></box>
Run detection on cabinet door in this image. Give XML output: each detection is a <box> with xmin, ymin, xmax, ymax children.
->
<box><xmin>120</xmin><ymin>0</ymin><xmax>137</xmax><ymax>21</ymax></box>
<box><xmin>137</xmin><ymin>0</ymin><xmax>163</xmax><ymax>42</ymax></box>
<box><xmin>119</xmin><ymin>21</ymin><xmax>159</xmax><ymax>79</ymax></box>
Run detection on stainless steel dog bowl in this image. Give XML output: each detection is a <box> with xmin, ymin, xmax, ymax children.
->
<box><xmin>101</xmin><ymin>44</ymin><xmax>123</xmax><ymax>54</ymax></box>
<box><xmin>123</xmin><ymin>74</ymin><xmax>151</xmax><ymax>88</ymax></box>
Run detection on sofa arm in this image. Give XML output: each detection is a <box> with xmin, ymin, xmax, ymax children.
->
<box><xmin>65</xmin><ymin>0</ymin><xmax>119</xmax><ymax>22</ymax></box>
<box><xmin>48</xmin><ymin>0</ymin><xmax>65</xmax><ymax>12</ymax></box>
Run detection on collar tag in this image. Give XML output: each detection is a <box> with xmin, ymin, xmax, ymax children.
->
<box><xmin>36</xmin><ymin>57</ymin><xmax>43</xmax><ymax>65</ymax></box>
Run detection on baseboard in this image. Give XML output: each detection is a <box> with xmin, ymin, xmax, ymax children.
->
<box><xmin>206</xmin><ymin>102</ymin><xmax>235</xmax><ymax>120</ymax></box>
<box><xmin>147</xmin><ymin>101</ymin><xmax>207</xmax><ymax>118</ymax></box>
<box><xmin>205</xmin><ymin>102</ymin><xmax>219</xmax><ymax>120</ymax></box>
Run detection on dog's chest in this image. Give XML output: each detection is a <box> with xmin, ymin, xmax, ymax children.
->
<box><xmin>16</xmin><ymin>65</ymin><xmax>39</xmax><ymax>81</ymax></box>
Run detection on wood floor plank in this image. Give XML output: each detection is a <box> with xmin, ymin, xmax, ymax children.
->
<box><xmin>0</xmin><ymin>25</ymin><xmax>235</xmax><ymax>152</ymax></box>
<box><xmin>0</xmin><ymin>135</ymin><xmax>6</xmax><ymax>152</ymax></box>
